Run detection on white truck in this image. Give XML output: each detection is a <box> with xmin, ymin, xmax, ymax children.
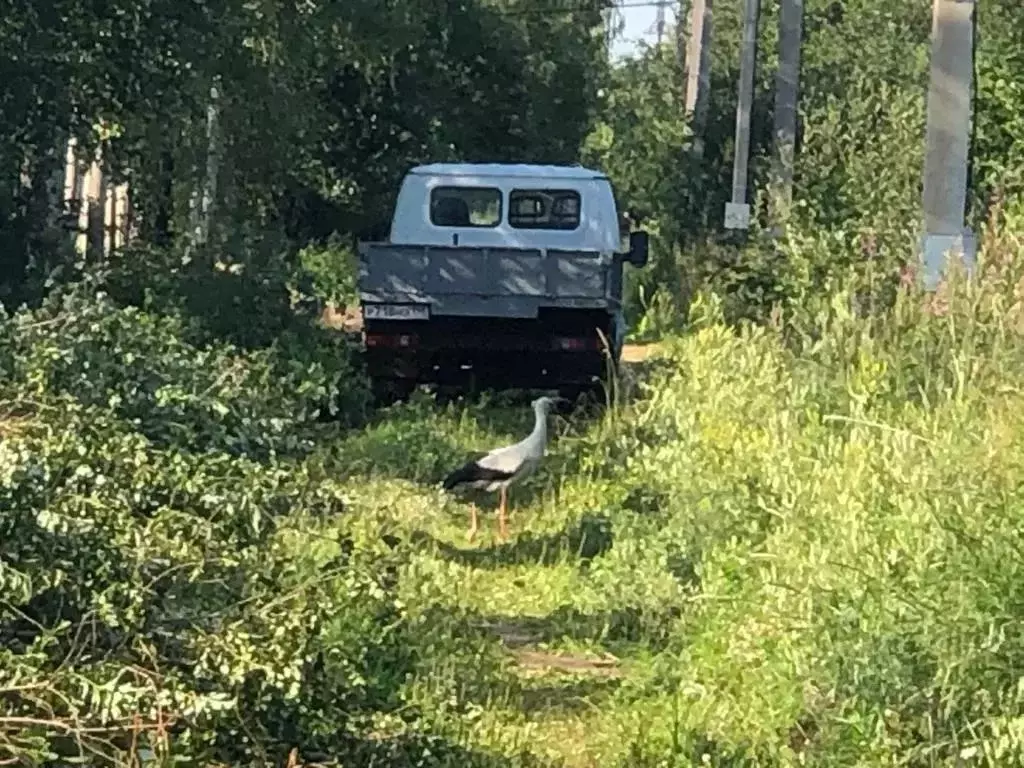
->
<box><xmin>357</xmin><ymin>162</ymin><xmax>649</xmax><ymax>401</ymax></box>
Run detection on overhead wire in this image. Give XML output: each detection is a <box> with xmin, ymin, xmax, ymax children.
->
<box><xmin>489</xmin><ymin>0</ymin><xmax>672</xmax><ymax>18</ymax></box>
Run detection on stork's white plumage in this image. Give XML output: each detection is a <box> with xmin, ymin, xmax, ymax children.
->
<box><xmin>442</xmin><ymin>396</ymin><xmax>566</xmax><ymax>541</ymax></box>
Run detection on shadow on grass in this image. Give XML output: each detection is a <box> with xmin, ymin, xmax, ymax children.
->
<box><xmin>317</xmin><ymin>394</ymin><xmax>578</xmax><ymax>488</ymax></box>
<box><xmin>475</xmin><ymin>603</ymin><xmax>683</xmax><ymax>653</ymax></box>
<box><xmin>306</xmin><ymin>734</ymin><xmax>559</xmax><ymax>768</ymax></box>
<box><xmin>412</xmin><ymin>513</ymin><xmax>614</xmax><ymax>569</ymax></box>
<box><xmin>511</xmin><ymin>674</ymin><xmax>623</xmax><ymax>717</ymax></box>
<box><xmin>435</xmin><ymin>476</ymin><xmax>562</xmax><ymax>530</ymax></box>
<box><xmin>620</xmin><ymin>353</ymin><xmax>678</xmax><ymax>386</ymax></box>
<box><xmin>320</xmin><ymin>413</ymin><xmax>485</xmax><ymax>485</ymax></box>
<box><xmin>618</xmin><ymin>485</ymin><xmax>673</xmax><ymax>517</ymax></box>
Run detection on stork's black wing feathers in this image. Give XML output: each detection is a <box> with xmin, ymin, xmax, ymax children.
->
<box><xmin>442</xmin><ymin>459</ymin><xmax>515</xmax><ymax>490</ymax></box>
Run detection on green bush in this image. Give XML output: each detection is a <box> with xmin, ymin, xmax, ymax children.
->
<box><xmin>574</xmin><ymin>219</ymin><xmax>1024</xmax><ymax>763</ymax></box>
<box><xmin>101</xmin><ymin>242</ymin><xmax>314</xmax><ymax>350</ymax></box>
<box><xmin>297</xmin><ymin>235</ymin><xmax>360</xmax><ymax>311</ymax></box>
<box><xmin>0</xmin><ymin>283</ymin><xmax>369</xmax><ymax>458</ymax></box>
<box><xmin>0</xmin><ymin>400</ymin><xmax>413</xmax><ymax>765</ymax></box>
<box><xmin>0</xmin><ymin>285</ymin><xmax>417</xmax><ymax>765</ymax></box>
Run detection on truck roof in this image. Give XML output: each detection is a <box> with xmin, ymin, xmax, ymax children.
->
<box><xmin>408</xmin><ymin>162</ymin><xmax>609</xmax><ymax>181</ymax></box>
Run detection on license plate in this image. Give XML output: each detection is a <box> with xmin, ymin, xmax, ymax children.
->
<box><xmin>363</xmin><ymin>303</ymin><xmax>429</xmax><ymax>321</ymax></box>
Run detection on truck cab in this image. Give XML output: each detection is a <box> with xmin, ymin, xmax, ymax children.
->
<box><xmin>357</xmin><ymin>162</ymin><xmax>649</xmax><ymax>400</ymax></box>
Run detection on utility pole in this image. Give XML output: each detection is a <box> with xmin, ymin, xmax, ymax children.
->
<box><xmin>603</xmin><ymin>2</ymin><xmax>617</xmax><ymax>60</ymax></box>
<box><xmin>724</xmin><ymin>0</ymin><xmax>760</xmax><ymax>231</ymax></box>
<box><xmin>920</xmin><ymin>0</ymin><xmax>976</xmax><ymax>289</ymax></box>
<box><xmin>683</xmin><ymin>0</ymin><xmax>713</xmax><ymax>158</ymax></box>
<box><xmin>84</xmin><ymin>147</ymin><xmax>105</xmax><ymax>261</ymax></box>
<box><xmin>770</xmin><ymin>0</ymin><xmax>803</xmax><ymax>233</ymax></box>
<box><xmin>649</xmin><ymin>0</ymin><xmax>669</xmax><ymax>46</ymax></box>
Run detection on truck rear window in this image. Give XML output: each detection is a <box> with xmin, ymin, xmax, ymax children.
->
<box><xmin>430</xmin><ymin>186</ymin><xmax>501</xmax><ymax>227</ymax></box>
<box><xmin>508</xmin><ymin>189</ymin><xmax>581</xmax><ymax>230</ymax></box>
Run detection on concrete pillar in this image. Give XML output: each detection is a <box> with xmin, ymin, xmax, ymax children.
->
<box><xmin>920</xmin><ymin>0</ymin><xmax>976</xmax><ymax>289</ymax></box>
<box><xmin>724</xmin><ymin>0</ymin><xmax>761</xmax><ymax>231</ymax></box>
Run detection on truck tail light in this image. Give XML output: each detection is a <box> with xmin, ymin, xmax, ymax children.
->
<box><xmin>553</xmin><ymin>336</ymin><xmax>596</xmax><ymax>351</ymax></box>
<box><xmin>365</xmin><ymin>332</ymin><xmax>419</xmax><ymax>349</ymax></box>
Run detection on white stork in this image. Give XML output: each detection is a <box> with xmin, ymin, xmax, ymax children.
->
<box><xmin>442</xmin><ymin>396</ymin><xmax>567</xmax><ymax>541</ymax></box>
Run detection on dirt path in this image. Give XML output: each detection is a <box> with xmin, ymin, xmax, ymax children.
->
<box><xmin>319</xmin><ymin>303</ymin><xmax>363</xmax><ymax>333</ymax></box>
<box><xmin>619</xmin><ymin>341</ymin><xmax>662</xmax><ymax>363</ymax></box>
<box><xmin>476</xmin><ymin>618</ymin><xmax>624</xmax><ymax>678</ymax></box>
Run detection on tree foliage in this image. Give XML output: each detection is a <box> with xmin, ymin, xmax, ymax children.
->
<box><xmin>589</xmin><ymin>0</ymin><xmax>1024</xmax><ymax>324</ymax></box>
<box><xmin>0</xmin><ymin>2</ymin><xmax>613</xmax><ymax>761</ymax></box>
<box><xmin>4</xmin><ymin>0</ymin><xmax>1024</xmax><ymax>763</ymax></box>
<box><xmin>0</xmin><ymin>0</ymin><xmax>609</xmax><ymax>308</ymax></box>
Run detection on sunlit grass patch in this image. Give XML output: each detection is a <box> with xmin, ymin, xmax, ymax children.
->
<box><xmin>264</xmin><ymin>239</ymin><xmax>1024</xmax><ymax>765</ymax></box>
<box><xmin>336</xmin><ymin>267</ymin><xmax>1024</xmax><ymax>765</ymax></box>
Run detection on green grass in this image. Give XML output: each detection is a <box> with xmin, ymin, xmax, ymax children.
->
<box><xmin>301</xmin><ymin>246</ymin><xmax>1024</xmax><ymax>766</ymax></box>
<box><xmin>7</xmin><ymin>234</ymin><xmax>1024</xmax><ymax>765</ymax></box>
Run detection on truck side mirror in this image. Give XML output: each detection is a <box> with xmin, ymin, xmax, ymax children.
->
<box><xmin>627</xmin><ymin>230</ymin><xmax>649</xmax><ymax>267</ymax></box>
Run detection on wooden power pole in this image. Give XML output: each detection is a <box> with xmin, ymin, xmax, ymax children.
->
<box><xmin>770</xmin><ymin>0</ymin><xmax>803</xmax><ymax>232</ymax></box>
<box><xmin>920</xmin><ymin>0</ymin><xmax>976</xmax><ymax>289</ymax></box>
<box><xmin>724</xmin><ymin>0</ymin><xmax>761</xmax><ymax>231</ymax></box>
<box><xmin>653</xmin><ymin>0</ymin><xmax>667</xmax><ymax>46</ymax></box>
<box><xmin>84</xmin><ymin>148</ymin><xmax>106</xmax><ymax>262</ymax></box>
<box><xmin>683</xmin><ymin>0</ymin><xmax>713</xmax><ymax>158</ymax></box>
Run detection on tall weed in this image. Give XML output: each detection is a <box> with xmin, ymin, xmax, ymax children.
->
<box><xmin>577</xmin><ymin>213</ymin><xmax>1024</xmax><ymax>762</ymax></box>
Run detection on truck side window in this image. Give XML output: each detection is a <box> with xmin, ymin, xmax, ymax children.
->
<box><xmin>508</xmin><ymin>189</ymin><xmax>581</xmax><ymax>230</ymax></box>
<box><xmin>430</xmin><ymin>186</ymin><xmax>502</xmax><ymax>227</ymax></box>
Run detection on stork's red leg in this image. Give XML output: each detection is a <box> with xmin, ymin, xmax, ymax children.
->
<box><xmin>467</xmin><ymin>504</ymin><xmax>479</xmax><ymax>543</ymax></box>
<box><xmin>498</xmin><ymin>486</ymin><xmax>509</xmax><ymax>540</ymax></box>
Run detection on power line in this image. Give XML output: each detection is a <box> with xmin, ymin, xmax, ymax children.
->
<box><xmin>644</xmin><ymin>0</ymin><xmax>669</xmax><ymax>44</ymax></box>
<box><xmin>603</xmin><ymin>3</ymin><xmax>622</xmax><ymax>57</ymax></box>
<box><xmin>616</xmin><ymin>1</ymin><xmax>675</xmax><ymax>10</ymax></box>
<box><xmin>492</xmin><ymin>0</ymin><xmax>673</xmax><ymax>17</ymax></box>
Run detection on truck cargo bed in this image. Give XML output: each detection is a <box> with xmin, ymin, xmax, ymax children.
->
<box><xmin>358</xmin><ymin>244</ymin><xmax>623</xmax><ymax>318</ymax></box>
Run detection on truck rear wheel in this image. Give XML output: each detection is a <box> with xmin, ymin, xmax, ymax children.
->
<box><xmin>558</xmin><ymin>376</ymin><xmax>605</xmax><ymax>405</ymax></box>
<box><xmin>370</xmin><ymin>377</ymin><xmax>416</xmax><ymax>407</ymax></box>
